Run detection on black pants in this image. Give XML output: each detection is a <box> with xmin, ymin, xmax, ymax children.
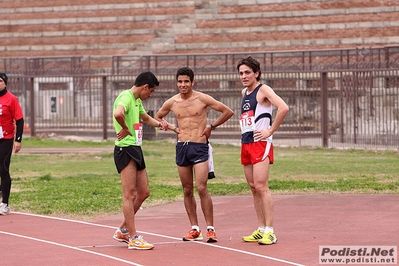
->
<box><xmin>0</xmin><ymin>139</ymin><xmax>13</xmax><ymax>204</ymax></box>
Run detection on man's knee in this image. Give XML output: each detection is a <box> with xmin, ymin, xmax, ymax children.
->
<box><xmin>196</xmin><ymin>184</ymin><xmax>209</xmax><ymax>197</ymax></box>
<box><xmin>252</xmin><ymin>182</ymin><xmax>269</xmax><ymax>193</ymax></box>
<box><xmin>182</xmin><ymin>186</ymin><xmax>194</xmax><ymax>197</ymax></box>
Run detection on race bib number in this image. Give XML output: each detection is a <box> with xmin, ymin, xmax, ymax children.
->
<box><xmin>134</xmin><ymin>123</ymin><xmax>143</xmax><ymax>145</ymax></box>
<box><xmin>0</xmin><ymin>126</ymin><xmax>3</xmax><ymax>139</ymax></box>
<box><xmin>240</xmin><ymin>110</ymin><xmax>255</xmax><ymax>134</ymax></box>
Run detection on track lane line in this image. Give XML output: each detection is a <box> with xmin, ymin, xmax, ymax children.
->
<box><xmin>0</xmin><ymin>230</ymin><xmax>142</xmax><ymax>266</ymax></box>
<box><xmin>11</xmin><ymin>212</ymin><xmax>304</xmax><ymax>266</ymax></box>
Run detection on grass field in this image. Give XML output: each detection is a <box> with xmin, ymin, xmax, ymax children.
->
<box><xmin>8</xmin><ymin>137</ymin><xmax>399</xmax><ymax>219</ymax></box>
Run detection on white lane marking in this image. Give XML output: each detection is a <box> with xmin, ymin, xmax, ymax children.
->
<box><xmin>9</xmin><ymin>212</ymin><xmax>304</xmax><ymax>266</ymax></box>
<box><xmin>0</xmin><ymin>230</ymin><xmax>142</xmax><ymax>266</ymax></box>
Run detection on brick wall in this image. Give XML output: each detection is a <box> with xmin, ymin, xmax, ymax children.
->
<box><xmin>0</xmin><ymin>0</ymin><xmax>397</xmax><ymax>57</ymax></box>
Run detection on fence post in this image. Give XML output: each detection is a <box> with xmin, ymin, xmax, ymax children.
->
<box><xmin>102</xmin><ymin>76</ymin><xmax>108</xmax><ymax>140</ymax></box>
<box><xmin>321</xmin><ymin>72</ymin><xmax>329</xmax><ymax>147</ymax></box>
<box><xmin>29</xmin><ymin>77</ymin><xmax>35</xmax><ymax>137</ymax></box>
<box><xmin>143</xmin><ymin>110</ymin><xmax>156</xmax><ymax>140</ymax></box>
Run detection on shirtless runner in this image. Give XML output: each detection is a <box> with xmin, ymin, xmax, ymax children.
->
<box><xmin>155</xmin><ymin>67</ymin><xmax>234</xmax><ymax>243</ymax></box>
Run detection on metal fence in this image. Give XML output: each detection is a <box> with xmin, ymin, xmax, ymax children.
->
<box><xmin>6</xmin><ymin>69</ymin><xmax>398</xmax><ymax>150</ymax></box>
<box><xmin>3</xmin><ymin>47</ymin><xmax>399</xmax><ymax>150</ymax></box>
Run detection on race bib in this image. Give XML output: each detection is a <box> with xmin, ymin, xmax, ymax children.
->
<box><xmin>240</xmin><ymin>110</ymin><xmax>255</xmax><ymax>134</ymax></box>
<box><xmin>0</xmin><ymin>126</ymin><xmax>3</xmax><ymax>139</ymax></box>
<box><xmin>134</xmin><ymin>123</ymin><xmax>143</xmax><ymax>145</ymax></box>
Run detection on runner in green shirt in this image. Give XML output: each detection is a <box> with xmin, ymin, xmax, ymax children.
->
<box><xmin>112</xmin><ymin>71</ymin><xmax>169</xmax><ymax>250</ymax></box>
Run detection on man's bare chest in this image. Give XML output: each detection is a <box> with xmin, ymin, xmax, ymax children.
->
<box><xmin>172</xmin><ymin>100</ymin><xmax>206</xmax><ymax>118</ymax></box>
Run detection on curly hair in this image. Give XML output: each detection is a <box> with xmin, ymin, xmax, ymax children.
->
<box><xmin>236</xmin><ymin>56</ymin><xmax>261</xmax><ymax>81</ymax></box>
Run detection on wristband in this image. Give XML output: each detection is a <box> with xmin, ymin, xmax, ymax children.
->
<box><xmin>210</xmin><ymin>124</ymin><xmax>216</xmax><ymax>130</ymax></box>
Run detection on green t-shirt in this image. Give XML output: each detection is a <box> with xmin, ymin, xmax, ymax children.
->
<box><xmin>113</xmin><ymin>89</ymin><xmax>146</xmax><ymax>147</ymax></box>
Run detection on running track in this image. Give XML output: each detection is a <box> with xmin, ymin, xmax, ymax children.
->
<box><xmin>1</xmin><ymin>195</ymin><xmax>398</xmax><ymax>266</ymax></box>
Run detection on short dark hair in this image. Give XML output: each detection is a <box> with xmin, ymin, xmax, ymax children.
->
<box><xmin>134</xmin><ymin>71</ymin><xmax>159</xmax><ymax>88</ymax></box>
<box><xmin>176</xmin><ymin>67</ymin><xmax>194</xmax><ymax>82</ymax></box>
<box><xmin>236</xmin><ymin>56</ymin><xmax>262</xmax><ymax>81</ymax></box>
<box><xmin>0</xmin><ymin>72</ymin><xmax>8</xmax><ymax>85</ymax></box>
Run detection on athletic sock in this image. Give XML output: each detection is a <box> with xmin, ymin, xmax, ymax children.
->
<box><xmin>192</xmin><ymin>225</ymin><xmax>200</xmax><ymax>232</ymax></box>
<box><xmin>207</xmin><ymin>226</ymin><xmax>215</xmax><ymax>231</ymax></box>
<box><xmin>265</xmin><ymin>226</ymin><xmax>274</xmax><ymax>234</ymax></box>
<box><xmin>258</xmin><ymin>226</ymin><xmax>265</xmax><ymax>233</ymax></box>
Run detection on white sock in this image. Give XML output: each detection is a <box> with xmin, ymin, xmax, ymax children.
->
<box><xmin>265</xmin><ymin>226</ymin><xmax>274</xmax><ymax>234</ymax></box>
<box><xmin>258</xmin><ymin>226</ymin><xmax>265</xmax><ymax>233</ymax></box>
<box><xmin>192</xmin><ymin>225</ymin><xmax>200</xmax><ymax>232</ymax></box>
<box><xmin>207</xmin><ymin>226</ymin><xmax>215</xmax><ymax>231</ymax></box>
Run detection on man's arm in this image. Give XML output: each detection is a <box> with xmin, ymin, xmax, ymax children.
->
<box><xmin>199</xmin><ymin>94</ymin><xmax>234</xmax><ymax>138</ymax></box>
<box><xmin>114</xmin><ymin>105</ymin><xmax>128</xmax><ymax>129</ymax></box>
<box><xmin>14</xmin><ymin>118</ymin><xmax>24</xmax><ymax>153</ymax></box>
<box><xmin>204</xmin><ymin>95</ymin><xmax>234</xmax><ymax>129</ymax></box>
<box><xmin>155</xmin><ymin>99</ymin><xmax>178</xmax><ymax>132</ymax></box>
<box><xmin>140</xmin><ymin>112</ymin><xmax>168</xmax><ymax>130</ymax></box>
<box><xmin>261</xmin><ymin>85</ymin><xmax>289</xmax><ymax>136</ymax></box>
<box><xmin>113</xmin><ymin>105</ymin><xmax>132</xmax><ymax>140</ymax></box>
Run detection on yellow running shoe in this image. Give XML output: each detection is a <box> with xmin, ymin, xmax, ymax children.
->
<box><xmin>242</xmin><ymin>229</ymin><xmax>264</xmax><ymax>242</ymax></box>
<box><xmin>128</xmin><ymin>235</ymin><xmax>154</xmax><ymax>250</ymax></box>
<box><xmin>113</xmin><ymin>228</ymin><xmax>130</xmax><ymax>244</ymax></box>
<box><xmin>258</xmin><ymin>231</ymin><xmax>278</xmax><ymax>245</ymax></box>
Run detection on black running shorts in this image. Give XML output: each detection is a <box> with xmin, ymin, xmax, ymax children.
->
<box><xmin>114</xmin><ymin>145</ymin><xmax>146</xmax><ymax>173</ymax></box>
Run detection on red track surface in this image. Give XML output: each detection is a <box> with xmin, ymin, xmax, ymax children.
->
<box><xmin>1</xmin><ymin>195</ymin><xmax>398</xmax><ymax>266</ymax></box>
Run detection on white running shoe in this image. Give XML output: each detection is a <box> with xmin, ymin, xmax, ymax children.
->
<box><xmin>0</xmin><ymin>203</ymin><xmax>10</xmax><ymax>215</ymax></box>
